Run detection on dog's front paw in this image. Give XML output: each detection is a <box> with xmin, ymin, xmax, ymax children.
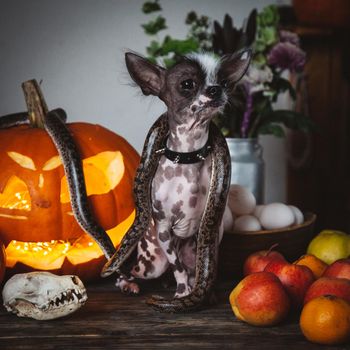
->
<box><xmin>116</xmin><ymin>278</ymin><xmax>140</xmax><ymax>295</ymax></box>
<box><xmin>174</xmin><ymin>283</ymin><xmax>191</xmax><ymax>298</ymax></box>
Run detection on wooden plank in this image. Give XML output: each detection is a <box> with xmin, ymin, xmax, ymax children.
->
<box><xmin>0</xmin><ymin>279</ymin><xmax>347</xmax><ymax>349</ymax></box>
<box><xmin>287</xmin><ymin>29</ymin><xmax>350</xmax><ymax>232</ymax></box>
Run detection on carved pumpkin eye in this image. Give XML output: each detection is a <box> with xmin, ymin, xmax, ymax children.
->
<box><xmin>7</xmin><ymin>152</ymin><xmax>36</xmax><ymax>170</ymax></box>
<box><xmin>0</xmin><ymin>175</ymin><xmax>31</xmax><ymax>213</ymax></box>
<box><xmin>60</xmin><ymin>151</ymin><xmax>125</xmax><ymax>203</ymax></box>
<box><xmin>42</xmin><ymin>156</ymin><xmax>62</xmax><ymax>171</ymax></box>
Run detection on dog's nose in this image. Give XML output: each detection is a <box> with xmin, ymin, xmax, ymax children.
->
<box><xmin>206</xmin><ymin>85</ymin><xmax>222</xmax><ymax>98</ymax></box>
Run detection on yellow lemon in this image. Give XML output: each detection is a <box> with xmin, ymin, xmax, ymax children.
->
<box><xmin>307</xmin><ymin>230</ymin><xmax>350</xmax><ymax>265</ymax></box>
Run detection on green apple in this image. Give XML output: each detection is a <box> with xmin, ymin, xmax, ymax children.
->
<box><xmin>307</xmin><ymin>230</ymin><xmax>350</xmax><ymax>264</ymax></box>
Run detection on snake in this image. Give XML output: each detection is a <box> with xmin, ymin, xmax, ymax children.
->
<box><xmin>0</xmin><ymin>109</ymin><xmax>116</xmax><ymax>260</ymax></box>
<box><xmin>101</xmin><ymin>113</ymin><xmax>231</xmax><ymax>312</ymax></box>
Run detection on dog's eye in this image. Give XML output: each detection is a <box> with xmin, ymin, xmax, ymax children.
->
<box><xmin>220</xmin><ymin>79</ymin><xmax>228</xmax><ymax>88</ymax></box>
<box><xmin>180</xmin><ymin>79</ymin><xmax>195</xmax><ymax>90</ymax></box>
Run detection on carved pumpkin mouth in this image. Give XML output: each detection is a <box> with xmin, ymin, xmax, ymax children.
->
<box><xmin>5</xmin><ymin>210</ymin><xmax>135</xmax><ymax>270</ymax></box>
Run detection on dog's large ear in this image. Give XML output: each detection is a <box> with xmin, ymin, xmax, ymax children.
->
<box><xmin>125</xmin><ymin>52</ymin><xmax>165</xmax><ymax>96</ymax></box>
<box><xmin>219</xmin><ymin>48</ymin><xmax>252</xmax><ymax>86</ymax></box>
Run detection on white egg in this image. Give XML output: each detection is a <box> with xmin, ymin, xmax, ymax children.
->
<box><xmin>233</xmin><ymin>215</ymin><xmax>262</xmax><ymax>232</ymax></box>
<box><xmin>228</xmin><ymin>184</ymin><xmax>256</xmax><ymax>216</ymax></box>
<box><xmin>253</xmin><ymin>205</ymin><xmax>265</xmax><ymax>219</ymax></box>
<box><xmin>223</xmin><ymin>207</ymin><xmax>234</xmax><ymax>232</ymax></box>
<box><xmin>259</xmin><ymin>203</ymin><xmax>294</xmax><ymax>230</ymax></box>
<box><xmin>288</xmin><ymin>205</ymin><xmax>304</xmax><ymax>225</ymax></box>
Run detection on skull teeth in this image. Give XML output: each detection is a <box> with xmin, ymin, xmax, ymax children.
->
<box><xmin>44</xmin><ymin>288</ymin><xmax>87</xmax><ymax>310</ymax></box>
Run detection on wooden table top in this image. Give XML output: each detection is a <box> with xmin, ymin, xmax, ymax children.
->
<box><xmin>0</xmin><ymin>277</ymin><xmax>348</xmax><ymax>350</ymax></box>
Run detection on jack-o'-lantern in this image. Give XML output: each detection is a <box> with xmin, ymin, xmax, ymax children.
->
<box><xmin>0</xmin><ymin>80</ymin><xmax>140</xmax><ymax>281</ymax></box>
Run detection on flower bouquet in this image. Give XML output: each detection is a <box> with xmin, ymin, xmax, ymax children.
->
<box><xmin>140</xmin><ymin>2</ymin><xmax>314</xmax><ymax>138</ymax></box>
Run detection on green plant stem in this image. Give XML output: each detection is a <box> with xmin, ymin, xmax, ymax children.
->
<box><xmin>248</xmin><ymin>114</ymin><xmax>262</xmax><ymax>138</ymax></box>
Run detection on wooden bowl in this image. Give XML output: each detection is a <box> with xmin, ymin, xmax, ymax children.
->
<box><xmin>218</xmin><ymin>212</ymin><xmax>317</xmax><ymax>280</ymax></box>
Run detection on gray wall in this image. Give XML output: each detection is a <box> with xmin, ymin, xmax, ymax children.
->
<box><xmin>0</xmin><ymin>0</ymin><xmax>290</xmax><ymax>203</ymax></box>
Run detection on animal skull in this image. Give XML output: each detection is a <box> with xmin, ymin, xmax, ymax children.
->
<box><xmin>2</xmin><ymin>272</ymin><xmax>87</xmax><ymax>320</ymax></box>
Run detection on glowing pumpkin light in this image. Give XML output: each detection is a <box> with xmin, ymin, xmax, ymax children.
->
<box><xmin>0</xmin><ymin>80</ymin><xmax>139</xmax><ymax>281</ymax></box>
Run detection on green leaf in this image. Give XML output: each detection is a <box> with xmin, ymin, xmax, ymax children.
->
<box><xmin>220</xmin><ymin>127</ymin><xmax>230</xmax><ymax>137</ymax></box>
<box><xmin>142</xmin><ymin>1</ymin><xmax>161</xmax><ymax>14</ymax></box>
<box><xmin>161</xmin><ymin>36</ymin><xmax>199</xmax><ymax>55</ymax></box>
<box><xmin>198</xmin><ymin>15</ymin><xmax>210</xmax><ymax>27</ymax></box>
<box><xmin>186</xmin><ymin>11</ymin><xmax>197</xmax><ymax>24</ymax></box>
<box><xmin>142</xmin><ymin>16</ymin><xmax>167</xmax><ymax>35</ymax></box>
<box><xmin>146</xmin><ymin>56</ymin><xmax>157</xmax><ymax>64</ymax></box>
<box><xmin>146</xmin><ymin>40</ymin><xmax>161</xmax><ymax>56</ymax></box>
<box><xmin>258</xmin><ymin>5</ymin><xmax>279</xmax><ymax>27</ymax></box>
<box><xmin>253</xmin><ymin>52</ymin><xmax>267</xmax><ymax>65</ymax></box>
<box><xmin>258</xmin><ymin>26</ymin><xmax>278</xmax><ymax>47</ymax></box>
<box><xmin>259</xmin><ymin>109</ymin><xmax>315</xmax><ymax>133</ymax></box>
<box><xmin>163</xmin><ymin>57</ymin><xmax>177</xmax><ymax>68</ymax></box>
<box><xmin>258</xmin><ymin>123</ymin><xmax>285</xmax><ymax>137</ymax></box>
<box><xmin>254</xmin><ymin>98</ymin><xmax>271</xmax><ymax>115</ymax></box>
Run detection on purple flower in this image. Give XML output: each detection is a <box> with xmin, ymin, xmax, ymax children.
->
<box><xmin>279</xmin><ymin>30</ymin><xmax>300</xmax><ymax>47</ymax></box>
<box><xmin>268</xmin><ymin>42</ymin><xmax>306</xmax><ymax>72</ymax></box>
<box><xmin>241</xmin><ymin>92</ymin><xmax>254</xmax><ymax>138</ymax></box>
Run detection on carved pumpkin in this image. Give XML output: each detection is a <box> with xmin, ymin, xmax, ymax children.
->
<box><xmin>0</xmin><ymin>80</ymin><xmax>139</xmax><ymax>281</ymax></box>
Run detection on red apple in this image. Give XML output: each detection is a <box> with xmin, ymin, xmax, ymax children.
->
<box><xmin>322</xmin><ymin>258</ymin><xmax>350</xmax><ymax>280</ymax></box>
<box><xmin>229</xmin><ymin>271</ymin><xmax>290</xmax><ymax>326</ymax></box>
<box><xmin>243</xmin><ymin>248</ymin><xmax>286</xmax><ymax>276</ymax></box>
<box><xmin>264</xmin><ymin>260</ymin><xmax>315</xmax><ymax>308</ymax></box>
<box><xmin>304</xmin><ymin>276</ymin><xmax>350</xmax><ymax>305</ymax></box>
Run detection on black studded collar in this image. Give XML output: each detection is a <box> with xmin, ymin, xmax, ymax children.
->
<box><xmin>156</xmin><ymin>137</ymin><xmax>212</xmax><ymax>164</ymax></box>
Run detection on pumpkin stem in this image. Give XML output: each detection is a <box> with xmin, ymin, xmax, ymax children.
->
<box><xmin>22</xmin><ymin>79</ymin><xmax>48</xmax><ymax>129</ymax></box>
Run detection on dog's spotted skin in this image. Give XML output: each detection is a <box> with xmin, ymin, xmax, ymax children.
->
<box><xmin>117</xmin><ymin>107</ymin><xmax>230</xmax><ymax>298</ymax></box>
